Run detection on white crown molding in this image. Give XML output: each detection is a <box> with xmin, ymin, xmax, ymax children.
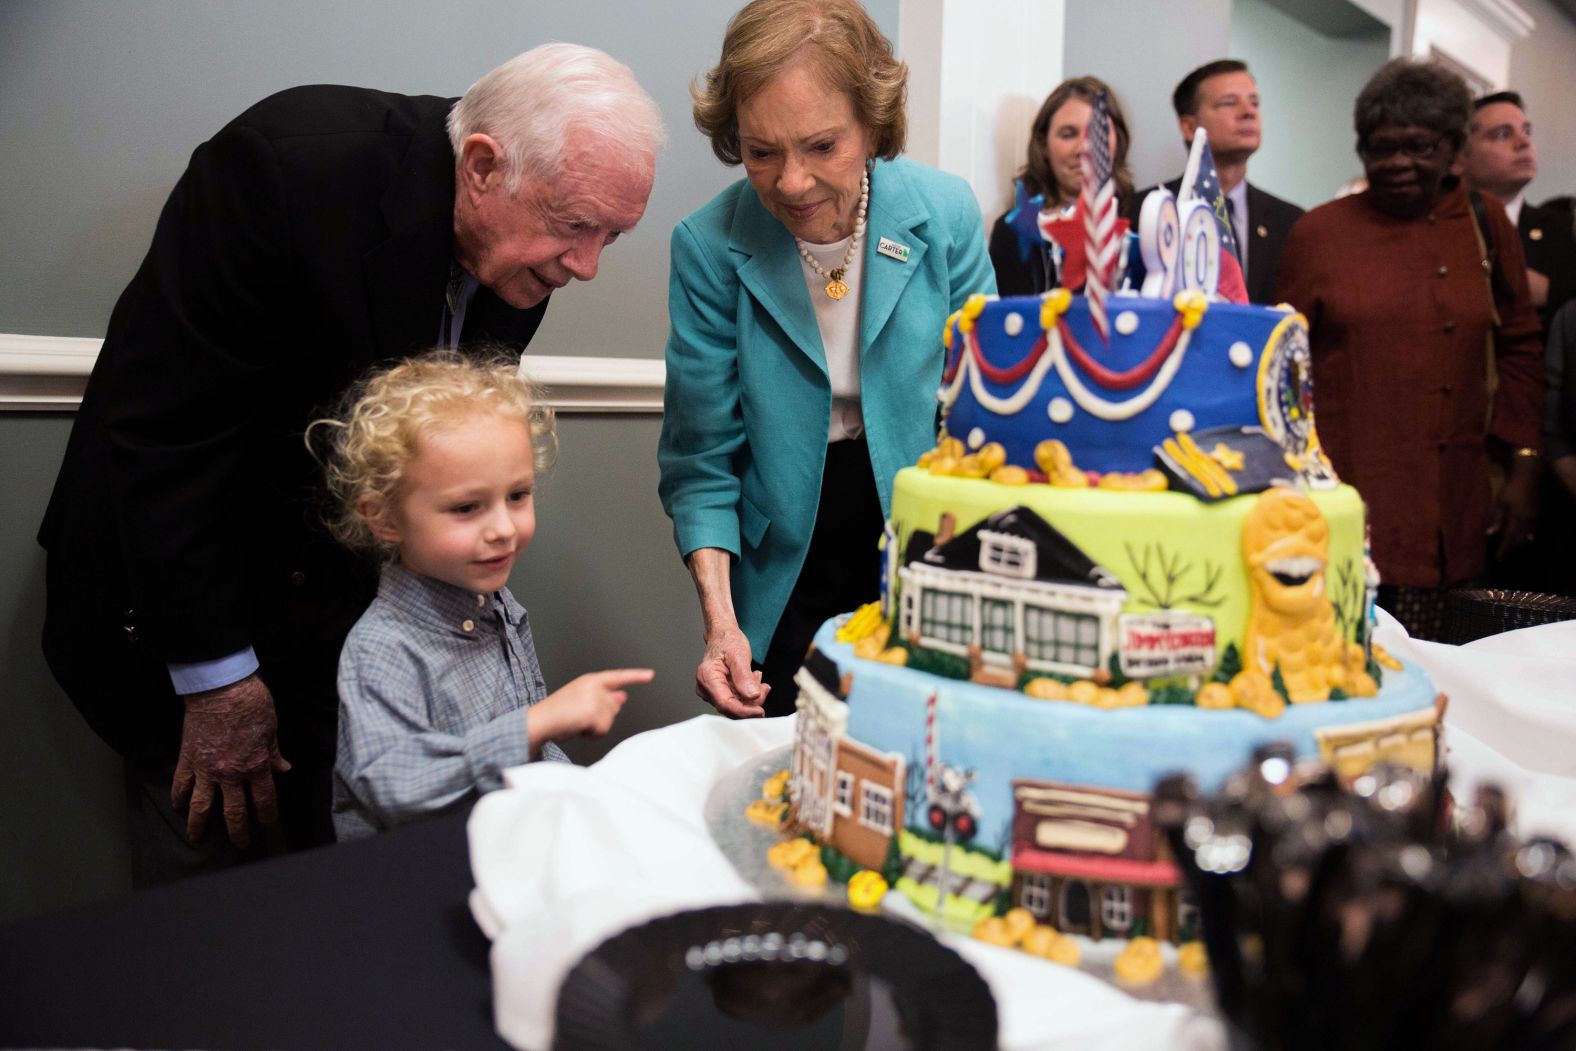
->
<box><xmin>0</xmin><ymin>333</ymin><xmax>666</xmax><ymax>413</ymax></box>
<box><xmin>1458</xmin><ymin>0</ymin><xmax>1535</xmax><ymax>39</ymax></box>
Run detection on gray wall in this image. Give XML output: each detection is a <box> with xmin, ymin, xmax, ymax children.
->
<box><xmin>0</xmin><ymin>0</ymin><xmax>896</xmax><ymax>925</ymax></box>
<box><xmin>1229</xmin><ymin>0</ymin><xmax>1390</xmax><ymax>209</ymax></box>
<box><xmin>1510</xmin><ymin>0</ymin><xmax>1576</xmax><ymax>205</ymax></box>
<box><xmin>1062</xmin><ymin>0</ymin><xmax>1388</xmax><ymax>210</ymax></box>
<box><xmin>1062</xmin><ymin>0</ymin><xmax>1235</xmax><ymax>193</ymax></box>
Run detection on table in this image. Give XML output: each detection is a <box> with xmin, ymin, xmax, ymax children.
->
<box><xmin>4</xmin><ymin>616</ymin><xmax>1572</xmax><ymax>1051</ymax></box>
<box><xmin>0</xmin><ymin>810</ymin><xmax>506</xmax><ymax>1050</ymax></box>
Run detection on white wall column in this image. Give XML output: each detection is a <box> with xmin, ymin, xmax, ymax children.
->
<box><xmin>900</xmin><ymin>0</ymin><xmax>1066</xmax><ymax>221</ymax></box>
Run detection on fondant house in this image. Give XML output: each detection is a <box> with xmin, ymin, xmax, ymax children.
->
<box><xmin>1009</xmin><ymin>778</ymin><xmax>1197</xmax><ymax>944</ymax></box>
<box><xmin>789</xmin><ymin>650</ymin><xmax>905</xmax><ymax>872</ymax></box>
<box><xmin>1313</xmin><ymin>696</ymin><xmax>1445</xmax><ymax>785</ymax></box>
<box><xmin>898</xmin><ymin>506</ymin><xmax>1128</xmax><ymax>683</ymax></box>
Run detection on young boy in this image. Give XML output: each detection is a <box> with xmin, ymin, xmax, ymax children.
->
<box><xmin>314</xmin><ymin>353</ymin><xmax>652</xmax><ymax>838</ymax></box>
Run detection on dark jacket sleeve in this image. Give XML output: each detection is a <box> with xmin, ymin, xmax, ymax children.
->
<box><xmin>989</xmin><ymin>212</ymin><xmax>1046</xmax><ymax>297</ymax></box>
<box><xmin>91</xmin><ymin>121</ymin><xmax>296</xmax><ymax>661</ymax></box>
<box><xmin>1485</xmin><ymin>199</ymin><xmax>1546</xmax><ymax>451</ymax></box>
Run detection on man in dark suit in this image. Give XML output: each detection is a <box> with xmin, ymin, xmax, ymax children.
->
<box><xmin>1458</xmin><ymin>91</ymin><xmax>1576</xmax><ymax>331</ymax></box>
<box><xmin>1458</xmin><ymin>90</ymin><xmax>1576</xmax><ymax>592</ymax></box>
<box><xmin>38</xmin><ymin>43</ymin><xmax>662</xmax><ymax>881</ymax></box>
<box><xmin>1131</xmin><ymin>60</ymin><xmax>1303</xmax><ymax>305</ymax></box>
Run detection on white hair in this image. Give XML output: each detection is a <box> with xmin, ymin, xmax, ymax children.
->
<box><xmin>447</xmin><ymin>42</ymin><xmax>666</xmax><ymax>191</ymax></box>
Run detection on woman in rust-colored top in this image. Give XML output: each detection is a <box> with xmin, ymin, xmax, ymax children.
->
<box><xmin>1276</xmin><ymin>59</ymin><xmax>1543</xmax><ymax>640</ymax></box>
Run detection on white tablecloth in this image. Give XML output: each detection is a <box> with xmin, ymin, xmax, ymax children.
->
<box><xmin>469</xmin><ymin>612</ymin><xmax>1576</xmax><ymax>1050</ymax></box>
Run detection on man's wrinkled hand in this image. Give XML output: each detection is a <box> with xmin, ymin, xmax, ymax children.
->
<box><xmin>171</xmin><ymin>673</ymin><xmax>290</xmax><ymax>847</ymax></box>
<box><xmin>695</xmin><ymin>626</ymin><xmax>768</xmax><ymax>719</ymax></box>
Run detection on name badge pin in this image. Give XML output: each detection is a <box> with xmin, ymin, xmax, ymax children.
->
<box><xmin>877</xmin><ymin>237</ymin><xmax>911</xmax><ymax>263</ymax></box>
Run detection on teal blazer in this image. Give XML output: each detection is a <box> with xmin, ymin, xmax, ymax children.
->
<box><xmin>658</xmin><ymin>157</ymin><xmax>996</xmax><ymax>657</ymax></box>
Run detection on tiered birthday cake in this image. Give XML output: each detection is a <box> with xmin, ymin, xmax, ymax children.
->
<box><xmin>781</xmin><ymin>282</ymin><xmax>1443</xmax><ymax>958</ymax></box>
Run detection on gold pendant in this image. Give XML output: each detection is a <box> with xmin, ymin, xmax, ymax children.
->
<box><xmin>825</xmin><ymin>278</ymin><xmax>849</xmax><ymax>300</ymax></box>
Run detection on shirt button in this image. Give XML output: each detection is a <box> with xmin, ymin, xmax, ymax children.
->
<box><xmin>1437</xmin><ymin>265</ymin><xmax>1448</xmax><ymax>277</ymax></box>
<box><xmin>1437</xmin><ymin>441</ymin><xmax>1448</xmax><ymax>452</ymax></box>
<box><xmin>462</xmin><ymin>619</ymin><xmax>475</xmax><ymax>632</ymax></box>
<box><xmin>1442</xmin><ymin>384</ymin><xmax>1453</xmax><ymax>394</ymax></box>
<box><xmin>1443</xmin><ymin>321</ymin><xmax>1456</xmax><ymax>333</ymax></box>
<box><xmin>1427</xmin><ymin>214</ymin><xmax>1436</xmax><ymax>224</ymax></box>
<box><xmin>289</xmin><ymin>571</ymin><xmax>307</xmax><ymax>587</ymax></box>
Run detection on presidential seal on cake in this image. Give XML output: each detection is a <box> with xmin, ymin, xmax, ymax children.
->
<box><xmin>770</xmin><ymin>119</ymin><xmax>1445</xmax><ymax>973</ymax></box>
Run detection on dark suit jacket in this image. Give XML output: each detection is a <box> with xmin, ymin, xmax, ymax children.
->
<box><xmin>1519</xmin><ymin>201</ymin><xmax>1576</xmax><ymax>331</ymax></box>
<box><xmin>1127</xmin><ymin>177</ymin><xmax>1304</xmax><ymax>305</ymax></box>
<box><xmin>988</xmin><ymin>210</ymin><xmax>1054</xmax><ymax>298</ymax></box>
<box><xmin>39</xmin><ymin>86</ymin><xmax>548</xmax><ymax>761</ymax></box>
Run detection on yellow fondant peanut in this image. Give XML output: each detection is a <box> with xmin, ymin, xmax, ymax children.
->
<box><xmin>956</xmin><ymin>453</ymin><xmax>991</xmax><ymax>478</ymax></box>
<box><xmin>1067</xmin><ymin>680</ymin><xmax>1100</xmax><ymax>705</ymax></box>
<box><xmin>1034</xmin><ymin>439</ymin><xmax>1074</xmax><ymax>475</ymax></box>
<box><xmin>1022</xmin><ymin>925</ymin><xmax>1081</xmax><ymax>965</ymax></box>
<box><xmin>1114</xmin><ymin>936</ymin><xmax>1164</xmax><ymax>986</ymax></box>
<box><xmin>1178</xmin><ymin>941</ymin><xmax>1210</xmax><ymax>978</ymax></box>
<box><xmin>848</xmin><ymin>870</ymin><xmax>888</xmax><ymax>912</ymax></box>
<box><xmin>973</xmin><ymin>917</ymin><xmax>1015</xmax><ymax>947</ymax></box>
<box><xmin>745</xmin><ymin>799</ymin><xmax>787</xmax><ymax>827</ymax></box>
<box><xmin>1196</xmin><ymin>681</ymin><xmax>1234</xmax><ymax>709</ymax></box>
<box><xmin>976</xmin><ymin>442</ymin><xmax>1007</xmax><ymax>472</ymax></box>
<box><xmin>1116</xmin><ymin>681</ymin><xmax>1149</xmax><ymax>707</ymax></box>
<box><xmin>1003</xmin><ymin>908</ymin><xmax>1037</xmax><ymax>944</ymax></box>
<box><xmin>768</xmin><ymin>838</ymin><xmax>816</xmax><ymax>870</ymax></box>
<box><xmin>1232</xmin><ymin>670</ymin><xmax>1287</xmax><ymax>720</ymax></box>
<box><xmin>762</xmin><ymin>769</ymin><xmax>790</xmax><ymax>800</ymax></box>
<box><xmin>989</xmin><ymin>465</ymin><xmax>1030</xmax><ymax>485</ymax></box>
<box><xmin>1373</xmin><ymin>643</ymin><xmax>1403</xmax><ymax>671</ymax></box>
<box><xmin>1348</xmin><ymin>670</ymin><xmax>1380</xmax><ymax>697</ymax></box>
<box><xmin>1024</xmin><ymin>677</ymin><xmax>1069</xmax><ymax>701</ymax></box>
<box><xmin>928</xmin><ymin>454</ymin><xmax>961</xmax><ymax>477</ymax></box>
<box><xmin>790</xmin><ymin>858</ymin><xmax>828</xmax><ymax>887</ymax></box>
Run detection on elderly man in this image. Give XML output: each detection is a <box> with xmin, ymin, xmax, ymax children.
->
<box><xmin>39</xmin><ymin>43</ymin><xmax>662</xmax><ymax>881</ymax></box>
<box><xmin>1132</xmin><ymin>60</ymin><xmax>1303</xmax><ymax>304</ymax></box>
<box><xmin>1458</xmin><ymin>91</ymin><xmax>1576</xmax><ymax>331</ymax></box>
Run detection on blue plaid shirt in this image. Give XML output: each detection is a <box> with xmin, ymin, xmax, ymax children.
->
<box><xmin>333</xmin><ymin>562</ymin><xmax>569</xmax><ymax>840</ymax></box>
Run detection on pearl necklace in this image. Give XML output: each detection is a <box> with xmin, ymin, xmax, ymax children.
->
<box><xmin>795</xmin><ymin>168</ymin><xmax>869</xmax><ymax>301</ymax></box>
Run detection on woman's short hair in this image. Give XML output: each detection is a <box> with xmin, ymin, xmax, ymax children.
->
<box><xmin>310</xmin><ymin>350</ymin><xmax>557</xmax><ymax>558</ymax></box>
<box><xmin>1354</xmin><ymin>58</ymin><xmax>1473</xmax><ymax>152</ymax></box>
<box><xmin>1020</xmin><ymin>76</ymin><xmax>1133</xmax><ymax>211</ymax></box>
<box><xmin>692</xmin><ymin>0</ymin><xmax>907</xmax><ymax>166</ymax></box>
<box><xmin>448</xmin><ymin>42</ymin><xmax>665</xmax><ymax>192</ymax></box>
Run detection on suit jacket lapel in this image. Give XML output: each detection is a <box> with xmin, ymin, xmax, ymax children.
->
<box><xmin>363</xmin><ymin>100</ymin><xmax>458</xmax><ymax>359</ymax></box>
<box><xmin>861</xmin><ymin>161</ymin><xmax>928</xmax><ymax>353</ymax></box>
<box><xmin>732</xmin><ymin>189</ymin><xmax>827</xmax><ymax>374</ymax></box>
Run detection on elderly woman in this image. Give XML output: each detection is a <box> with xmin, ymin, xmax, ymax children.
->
<box><xmin>988</xmin><ymin>76</ymin><xmax>1133</xmax><ymax>297</ymax></box>
<box><xmin>1275</xmin><ymin>59</ymin><xmax>1543</xmax><ymax>640</ymax></box>
<box><xmin>659</xmin><ymin>0</ymin><xmax>995</xmax><ymax>717</ymax></box>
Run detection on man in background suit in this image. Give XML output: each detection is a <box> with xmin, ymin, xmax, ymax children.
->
<box><xmin>39</xmin><ymin>43</ymin><xmax>663</xmax><ymax>882</ymax></box>
<box><xmin>1133</xmin><ymin>60</ymin><xmax>1303</xmax><ymax>304</ymax></box>
<box><xmin>1458</xmin><ymin>90</ymin><xmax>1576</xmax><ymax>593</ymax></box>
<box><xmin>1458</xmin><ymin>91</ymin><xmax>1576</xmax><ymax>332</ymax></box>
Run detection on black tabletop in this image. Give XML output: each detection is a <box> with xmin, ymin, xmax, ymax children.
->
<box><xmin>0</xmin><ymin>810</ymin><xmax>508</xmax><ymax>1050</ymax></box>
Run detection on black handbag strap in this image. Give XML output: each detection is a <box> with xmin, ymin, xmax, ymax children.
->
<box><xmin>1468</xmin><ymin>189</ymin><xmax>1514</xmax><ymax>304</ymax></box>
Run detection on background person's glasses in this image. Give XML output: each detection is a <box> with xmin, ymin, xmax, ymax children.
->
<box><xmin>1358</xmin><ymin>135</ymin><xmax>1444</xmax><ymax>162</ymax></box>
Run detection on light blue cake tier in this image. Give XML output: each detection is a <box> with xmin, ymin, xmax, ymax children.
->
<box><xmin>812</xmin><ymin>620</ymin><xmax>1438</xmax><ymax>850</ymax></box>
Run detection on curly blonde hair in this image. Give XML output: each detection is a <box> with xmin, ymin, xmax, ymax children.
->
<box><xmin>309</xmin><ymin>350</ymin><xmax>557</xmax><ymax>557</ymax></box>
<box><xmin>692</xmin><ymin>0</ymin><xmax>907</xmax><ymax>166</ymax></box>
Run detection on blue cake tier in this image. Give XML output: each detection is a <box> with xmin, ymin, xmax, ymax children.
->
<box><xmin>941</xmin><ymin>294</ymin><xmax>1309</xmax><ymax>476</ymax></box>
